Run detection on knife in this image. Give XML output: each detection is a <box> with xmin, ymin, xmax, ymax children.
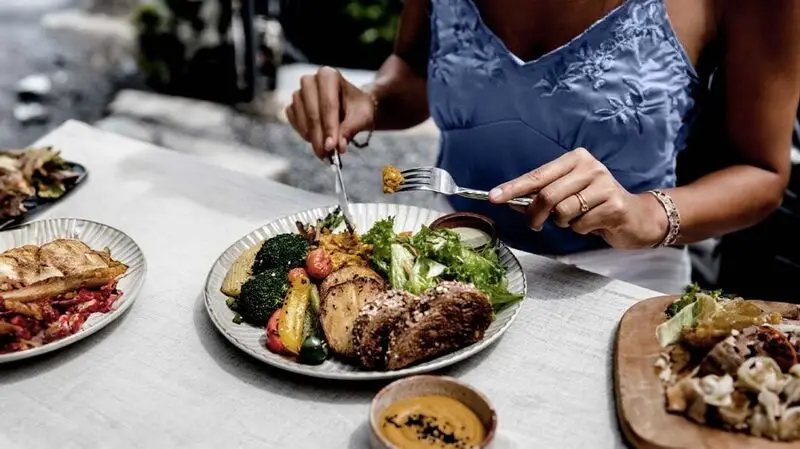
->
<box><xmin>328</xmin><ymin>151</ymin><xmax>356</xmax><ymax>233</ymax></box>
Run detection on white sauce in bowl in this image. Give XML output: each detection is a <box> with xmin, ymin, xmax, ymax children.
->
<box><xmin>451</xmin><ymin>227</ymin><xmax>492</xmax><ymax>249</ymax></box>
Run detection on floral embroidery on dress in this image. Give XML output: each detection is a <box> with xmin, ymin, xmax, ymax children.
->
<box><xmin>428</xmin><ymin>0</ymin><xmax>505</xmax><ymax>86</ymax></box>
<box><xmin>594</xmin><ymin>78</ymin><xmax>662</xmax><ymax>134</ymax></box>
<box><xmin>427</xmin><ymin>0</ymin><xmax>700</xmax><ymax>164</ymax></box>
<box><xmin>535</xmin><ymin>0</ymin><xmax>668</xmax><ymax>96</ymax></box>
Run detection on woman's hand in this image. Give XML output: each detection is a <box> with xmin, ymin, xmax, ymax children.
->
<box><xmin>488</xmin><ymin>148</ymin><xmax>669</xmax><ymax>249</ymax></box>
<box><xmin>285</xmin><ymin>66</ymin><xmax>375</xmax><ymax>159</ymax></box>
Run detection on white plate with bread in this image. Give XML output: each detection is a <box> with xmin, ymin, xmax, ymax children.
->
<box><xmin>0</xmin><ymin>218</ymin><xmax>146</xmax><ymax>363</ymax></box>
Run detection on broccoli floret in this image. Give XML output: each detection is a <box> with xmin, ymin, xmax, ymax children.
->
<box><xmin>237</xmin><ymin>268</ymin><xmax>289</xmax><ymax>325</ymax></box>
<box><xmin>252</xmin><ymin>233</ymin><xmax>309</xmax><ymax>273</ymax></box>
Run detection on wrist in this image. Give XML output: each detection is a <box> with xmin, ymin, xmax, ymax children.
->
<box><xmin>352</xmin><ymin>86</ymin><xmax>379</xmax><ymax>148</ymax></box>
<box><xmin>636</xmin><ymin>192</ymin><xmax>670</xmax><ymax>248</ymax></box>
<box><xmin>644</xmin><ymin>190</ymin><xmax>681</xmax><ymax>247</ymax></box>
<box><xmin>360</xmin><ymin>84</ymin><xmax>380</xmax><ymax>130</ymax></box>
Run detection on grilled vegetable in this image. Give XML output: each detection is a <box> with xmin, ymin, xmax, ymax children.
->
<box><xmin>221</xmin><ymin>242</ymin><xmax>263</xmax><ymax>297</ymax></box>
<box><xmin>252</xmin><ymin>233</ymin><xmax>309</xmax><ymax>273</ymax></box>
<box><xmin>319</xmin><ymin>266</ymin><xmax>386</xmax><ymax>357</ymax></box>
<box><xmin>288</xmin><ymin>267</ymin><xmax>308</xmax><ymax>283</ymax></box>
<box><xmin>278</xmin><ymin>271</ymin><xmax>312</xmax><ymax>354</ymax></box>
<box><xmin>266</xmin><ymin>309</ymin><xmax>288</xmax><ymax>354</ymax></box>
<box><xmin>309</xmin><ymin>284</ymin><xmax>321</xmax><ymax>315</ymax></box>
<box><xmin>237</xmin><ymin>268</ymin><xmax>288</xmax><ymax>325</ymax></box>
<box><xmin>303</xmin><ymin>284</ymin><xmax>322</xmax><ymax>340</ymax></box>
<box><xmin>306</xmin><ymin>248</ymin><xmax>333</xmax><ymax>280</ymax></box>
<box><xmin>298</xmin><ymin>335</ymin><xmax>328</xmax><ymax>365</ymax></box>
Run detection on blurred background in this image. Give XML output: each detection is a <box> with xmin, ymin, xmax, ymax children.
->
<box><xmin>0</xmin><ymin>0</ymin><xmax>798</xmax><ymax>300</ymax></box>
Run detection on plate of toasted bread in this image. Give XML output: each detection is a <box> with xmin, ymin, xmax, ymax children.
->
<box><xmin>204</xmin><ymin>203</ymin><xmax>527</xmax><ymax>380</ymax></box>
<box><xmin>0</xmin><ymin>218</ymin><xmax>146</xmax><ymax>363</ymax></box>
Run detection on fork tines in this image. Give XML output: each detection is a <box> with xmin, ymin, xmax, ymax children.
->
<box><xmin>397</xmin><ymin>167</ymin><xmax>433</xmax><ymax>192</ymax></box>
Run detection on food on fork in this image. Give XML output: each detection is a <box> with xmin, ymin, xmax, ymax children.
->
<box><xmin>382</xmin><ymin>165</ymin><xmax>404</xmax><ymax>194</ymax></box>
<box><xmin>0</xmin><ymin>239</ymin><xmax>128</xmax><ymax>354</ymax></box>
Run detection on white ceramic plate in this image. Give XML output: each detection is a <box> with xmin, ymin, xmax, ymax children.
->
<box><xmin>204</xmin><ymin>203</ymin><xmax>527</xmax><ymax>380</ymax></box>
<box><xmin>0</xmin><ymin>218</ymin><xmax>146</xmax><ymax>363</ymax></box>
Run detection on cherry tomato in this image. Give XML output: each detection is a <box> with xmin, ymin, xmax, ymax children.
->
<box><xmin>305</xmin><ymin>248</ymin><xmax>332</xmax><ymax>280</ymax></box>
<box><xmin>287</xmin><ymin>267</ymin><xmax>309</xmax><ymax>283</ymax></box>
<box><xmin>266</xmin><ymin>309</ymin><xmax>288</xmax><ymax>354</ymax></box>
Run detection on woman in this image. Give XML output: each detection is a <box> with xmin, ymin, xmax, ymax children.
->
<box><xmin>285</xmin><ymin>0</ymin><xmax>800</xmax><ymax>293</ymax></box>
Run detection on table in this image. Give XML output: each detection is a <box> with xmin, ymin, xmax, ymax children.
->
<box><xmin>0</xmin><ymin>121</ymin><xmax>660</xmax><ymax>449</ymax></box>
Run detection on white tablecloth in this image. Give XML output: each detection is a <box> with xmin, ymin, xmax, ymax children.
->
<box><xmin>0</xmin><ymin>121</ymin><xmax>659</xmax><ymax>449</ymax></box>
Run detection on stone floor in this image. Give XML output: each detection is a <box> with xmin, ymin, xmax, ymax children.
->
<box><xmin>0</xmin><ymin>0</ymin><xmax>139</xmax><ymax>150</ymax></box>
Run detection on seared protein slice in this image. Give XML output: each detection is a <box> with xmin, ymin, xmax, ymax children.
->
<box><xmin>319</xmin><ymin>266</ymin><xmax>386</xmax><ymax>358</ymax></box>
<box><xmin>353</xmin><ymin>290</ymin><xmax>422</xmax><ymax>370</ymax></box>
<box><xmin>384</xmin><ymin>281</ymin><xmax>493</xmax><ymax>371</ymax></box>
<box><xmin>320</xmin><ymin>265</ymin><xmax>384</xmax><ymax>298</ymax></box>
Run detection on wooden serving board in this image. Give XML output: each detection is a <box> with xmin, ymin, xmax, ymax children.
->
<box><xmin>614</xmin><ymin>295</ymin><xmax>800</xmax><ymax>449</ymax></box>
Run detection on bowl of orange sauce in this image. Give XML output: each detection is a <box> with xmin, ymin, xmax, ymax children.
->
<box><xmin>369</xmin><ymin>375</ymin><xmax>497</xmax><ymax>449</ymax></box>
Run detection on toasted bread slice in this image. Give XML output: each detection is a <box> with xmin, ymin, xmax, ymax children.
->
<box><xmin>0</xmin><ymin>239</ymin><xmax>128</xmax><ymax>303</ymax></box>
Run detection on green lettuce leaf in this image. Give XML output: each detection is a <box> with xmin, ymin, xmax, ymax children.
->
<box><xmin>389</xmin><ymin>243</ymin><xmax>415</xmax><ymax>290</ymax></box>
<box><xmin>410</xmin><ymin>226</ymin><xmax>522</xmax><ymax>308</ymax></box>
<box><xmin>406</xmin><ymin>258</ymin><xmax>447</xmax><ymax>295</ymax></box>
<box><xmin>362</xmin><ymin>217</ymin><xmax>398</xmax><ymax>275</ymax></box>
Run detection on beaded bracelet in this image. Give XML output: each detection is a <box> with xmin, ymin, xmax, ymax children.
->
<box><xmin>351</xmin><ymin>89</ymin><xmax>379</xmax><ymax>149</ymax></box>
<box><xmin>648</xmin><ymin>189</ymin><xmax>681</xmax><ymax>247</ymax></box>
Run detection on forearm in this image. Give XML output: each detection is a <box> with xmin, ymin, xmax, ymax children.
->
<box><xmin>363</xmin><ymin>55</ymin><xmax>430</xmax><ymax>131</ymax></box>
<box><xmin>642</xmin><ymin>164</ymin><xmax>787</xmax><ymax>245</ymax></box>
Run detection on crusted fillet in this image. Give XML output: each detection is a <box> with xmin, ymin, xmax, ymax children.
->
<box><xmin>353</xmin><ymin>290</ymin><xmax>423</xmax><ymax>370</ymax></box>
<box><xmin>384</xmin><ymin>281</ymin><xmax>492</xmax><ymax>370</ymax></box>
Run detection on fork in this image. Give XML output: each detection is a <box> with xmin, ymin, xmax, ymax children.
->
<box><xmin>395</xmin><ymin>167</ymin><xmax>534</xmax><ymax>207</ymax></box>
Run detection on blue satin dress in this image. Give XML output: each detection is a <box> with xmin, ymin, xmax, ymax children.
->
<box><xmin>428</xmin><ymin>0</ymin><xmax>700</xmax><ymax>255</ymax></box>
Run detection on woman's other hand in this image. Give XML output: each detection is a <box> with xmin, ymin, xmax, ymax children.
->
<box><xmin>488</xmin><ymin>148</ymin><xmax>669</xmax><ymax>249</ymax></box>
<box><xmin>285</xmin><ymin>66</ymin><xmax>375</xmax><ymax>159</ymax></box>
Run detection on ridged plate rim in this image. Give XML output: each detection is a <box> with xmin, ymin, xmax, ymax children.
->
<box><xmin>0</xmin><ymin>218</ymin><xmax>147</xmax><ymax>364</ymax></box>
<box><xmin>204</xmin><ymin>203</ymin><xmax>527</xmax><ymax>381</ymax></box>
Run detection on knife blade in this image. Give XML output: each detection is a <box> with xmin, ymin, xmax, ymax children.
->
<box><xmin>328</xmin><ymin>151</ymin><xmax>356</xmax><ymax>233</ymax></box>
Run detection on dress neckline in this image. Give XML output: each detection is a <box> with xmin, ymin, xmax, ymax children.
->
<box><xmin>462</xmin><ymin>0</ymin><xmax>635</xmax><ymax>67</ymax></box>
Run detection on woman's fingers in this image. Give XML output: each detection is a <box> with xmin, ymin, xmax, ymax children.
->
<box><xmin>339</xmin><ymin>83</ymin><xmax>376</xmax><ymax>151</ymax></box>
<box><xmin>551</xmin><ymin>184</ymin><xmax>610</xmax><ymax>227</ymax></box>
<box><xmin>489</xmin><ymin>148</ymin><xmax>589</xmax><ymax>203</ymax></box>
<box><xmin>570</xmin><ymin>193</ymin><xmax>628</xmax><ymax>235</ymax></box>
<box><xmin>289</xmin><ymin>90</ymin><xmax>309</xmax><ymax>141</ymax></box>
<box><xmin>300</xmin><ymin>75</ymin><xmax>325</xmax><ymax>158</ymax></box>
<box><xmin>316</xmin><ymin>67</ymin><xmax>342</xmax><ymax>153</ymax></box>
<box><xmin>524</xmin><ymin>169</ymin><xmax>594</xmax><ymax>230</ymax></box>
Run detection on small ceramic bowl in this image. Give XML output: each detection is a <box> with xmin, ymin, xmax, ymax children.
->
<box><xmin>369</xmin><ymin>375</ymin><xmax>497</xmax><ymax>449</ymax></box>
<box><xmin>429</xmin><ymin>212</ymin><xmax>498</xmax><ymax>250</ymax></box>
